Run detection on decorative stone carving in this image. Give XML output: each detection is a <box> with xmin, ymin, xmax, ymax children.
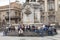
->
<box><xmin>24</xmin><ymin>7</ymin><xmax>31</xmax><ymax>16</ymax></box>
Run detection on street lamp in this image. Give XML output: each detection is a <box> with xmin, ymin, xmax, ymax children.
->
<box><xmin>9</xmin><ymin>0</ymin><xmax>11</xmax><ymax>27</ymax></box>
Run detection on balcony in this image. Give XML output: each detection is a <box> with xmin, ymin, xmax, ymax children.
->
<box><xmin>48</xmin><ymin>21</ymin><xmax>56</xmax><ymax>24</ymax></box>
<box><xmin>48</xmin><ymin>12</ymin><xmax>55</xmax><ymax>16</ymax></box>
<box><xmin>37</xmin><ymin>0</ymin><xmax>44</xmax><ymax>3</ymax></box>
<box><xmin>49</xmin><ymin>9</ymin><xmax>55</xmax><ymax>11</ymax></box>
<box><xmin>5</xmin><ymin>16</ymin><xmax>21</xmax><ymax>21</ymax></box>
<box><xmin>48</xmin><ymin>15</ymin><xmax>55</xmax><ymax>24</ymax></box>
<box><xmin>47</xmin><ymin>0</ymin><xmax>54</xmax><ymax>2</ymax></box>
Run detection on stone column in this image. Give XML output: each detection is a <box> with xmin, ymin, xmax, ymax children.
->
<box><xmin>55</xmin><ymin>0</ymin><xmax>59</xmax><ymax>25</ymax></box>
<box><xmin>55</xmin><ymin>0</ymin><xmax>58</xmax><ymax>11</ymax></box>
<box><xmin>44</xmin><ymin>0</ymin><xmax>48</xmax><ymax>25</ymax></box>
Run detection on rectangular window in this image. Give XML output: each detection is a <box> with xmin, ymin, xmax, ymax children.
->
<box><xmin>41</xmin><ymin>16</ymin><xmax>44</xmax><ymax>23</ymax></box>
<box><xmin>31</xmin><ymin>0</ymin><xmax>36</xmax><ymax>2</ymax></box>
<box><xmin>48</xmin><ymin>16</ymin><xmax>55</xmax><ymax>22</ymax></box>
<box><xmin>47</xmin><ymin>0</ymin><xmax>55</xmax><ymax>11</ymax></box>
<box><xmin>40</xmin><ymin>2</ymin><xmax>45</xmax><ymax>12</ymax></box>
<box><xmin>19</xmin><ymin>13</ymin><xmax>21</xmax><ymax>16</ymax></box>
<box><xmin>48</xmin><ymin>3</ymin><xmax>55</xmax><ymax>11</ymax></box>
<box><xmin>15</xmin><ymin>12</ymin><xmax>17</xmax><ymax>16</ymax></box>
<box><xmin>48</xmin><ymin>0</ymin><xmax>54</xmax><ymax>2</ymax></box>
<box><xmin>15</xmin><ymin>20</ymin><xmax>18</xmax><ymax>24</ymax></box>
<box><xmin>6</xmin><ymin>12</ymin><xmax>9</xmax><ymax>16</ymax></box>
<box><xmin>26</xmin><ymin>0</ymin><xmax>29</xmax><ymax>2</ymax></box>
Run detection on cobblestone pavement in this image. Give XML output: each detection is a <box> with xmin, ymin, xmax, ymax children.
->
<box><xmin>0</xmin><ymin>30</ymin><xmax>60</xmax><ymax>40</ymax></box>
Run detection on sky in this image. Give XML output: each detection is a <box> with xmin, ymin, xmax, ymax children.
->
<box><xmin>0</xmin><ymin>0</ymin><xmax>25</xmax><ymax>6</ymax></box>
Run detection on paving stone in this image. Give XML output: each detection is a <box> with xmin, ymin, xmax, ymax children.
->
<box><xmin>0</xmin><ymin>30</ymin><xmax>60</xmax><ymax>40</ymax></box>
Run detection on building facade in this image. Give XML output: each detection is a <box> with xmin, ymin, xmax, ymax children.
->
<box><xmin>0</xmin><ymin>0</ymin><xmax>59</xmax><ymax>27</ymax></box>
<box><xmin>57</xmin><ymin>0</ymin><xmax>60</xmax><ymax>25</ymax></box>
<box><xmin>0</xmin><ymin>1</ymin><xmax>22</xmax><ymax>26</ymax></box>
<box><xmin>22</xmin><ymin>0</ymin><xmax>58</xmax><ymax>25</ymax></box>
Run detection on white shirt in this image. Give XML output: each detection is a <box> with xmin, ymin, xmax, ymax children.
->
<box><xmin>19</xmin><ymin>29</ymin><xmax>23</xmax><ymax>34</ymax></box>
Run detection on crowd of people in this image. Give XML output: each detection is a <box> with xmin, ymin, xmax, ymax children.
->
<box><xmin>3</xmin><ymin>24</ymin><xmax>57</xmax><ymax>36</ymax></box>
<box><xmin>18</xmin><ymin>25</ymin><xmax>57</xmax><ymax>36</ymax></box>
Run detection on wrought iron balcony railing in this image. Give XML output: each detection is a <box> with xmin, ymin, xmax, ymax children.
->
<box><xmin>5</xmin><ymin>15</ymin><xmax>21</xmax><ymax>20</ymax></box>
<box><xmin>48</xmin><ymin>8</ymin><xmax>55</xmax><ymax>11</ymax></box>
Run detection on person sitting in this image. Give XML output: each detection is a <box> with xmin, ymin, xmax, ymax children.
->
<box><xmin>42</xmin><ymin>25</ymin><xmax>48</xmax><ymax>36</ymax></box>
<box><xmin>48</xmin><ymin>26</ymin><xmax>53</xmax><ymax>36</ymax></box>
<box><xmin>32</xmin><ymin>25</ymin><xmax>35</xmax><ymax>32</ymax></box>
<box><xmin>35</xmin><ymin>27</ymin><xmax>39</xmax><ymax>33</ymax></box>
<box><xmin>39</xmin><ymin>27</ymin><xmax>44</xmax><ymax>36</ymax></box>
<box><xmin>19</xmin><ymin>29</ymin><xmax>23</xmax><ymax>36</ymax></box>
<box><xmin>52</xmin><ymin>26</ymin><xmax>57</xmax><ymax>35</ymax></box>
<box><xmin>18</xmin><ymin>25</ymin><xmax>22</xmax><ymax>31</ymax></box>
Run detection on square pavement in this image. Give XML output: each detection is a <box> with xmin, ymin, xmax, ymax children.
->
<box><xmin>0</xmin><ymin>30</ymin><xmax>60</xmax><ymax>40</ymax></box>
